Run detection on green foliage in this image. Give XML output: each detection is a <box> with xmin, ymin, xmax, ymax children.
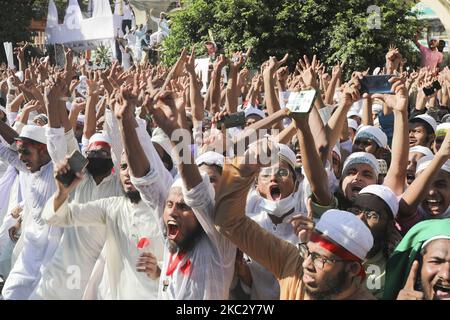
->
<box><xmin>162</xmin><ymin>0</ymin><xmax>423</xmax><ymax>79</ymax></box>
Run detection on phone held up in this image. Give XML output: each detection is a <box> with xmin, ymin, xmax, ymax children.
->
<box><xmin>216</xmin><ymin>111</ymin><xmax>246</xmax><ymax>129</ymax></box>
<box><xmin>423</xmin><ymin>80</ymin><xmax>442</xmax><ymax>97</ymax></box>
<box><xmin>286</xmin><ymin>89</ymin><xmax>317</xmax><ymax>114</ymax></box>
<box><xmin>360</xmin><ymin>75</ymin><xmax>393</xmax><ymax>94</ymax></box>
<box><xmin>55</xmin><ymin>150</ymin><xmax>89</xmax><ymax>187</ymax></box>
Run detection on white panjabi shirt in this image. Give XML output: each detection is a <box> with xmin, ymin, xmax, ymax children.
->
<box><xmin>42</xmin><ymin>191</ymin><xmax>165</xmax><ymax>299</ymax></box>
<box><xmin>29</xmin><ymin>127</ymin><xmax>121</xmax><ymax>300</ymax></box>
<box><xmin>133</xmin><ymin>173</ymin><xmax>237</xmax><ymax>300</ymax></box>
<box><xmin>0</xmin><ymin>142</ymin><xmax>60</xmax><ymax>300</ymax></box>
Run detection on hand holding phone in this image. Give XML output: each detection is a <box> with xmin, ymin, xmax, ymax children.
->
<box><xmin>286</xmin><ymin>89</ymin><xmax>317</xmax><ymax>114</ymax></box>
<box><xmin>55</xmin><ymin>150</ymin><xmax>88</xmax><ymax>188</ymax></box>
<box><xmin>423</xmin><ymin>80</ymin><xmax>442</xmax><ymax>97</ymax></box>
<box><xmin>216</xmin><ymin>111</ymin><xmax>246</xmax><ymax>129</ymax></box>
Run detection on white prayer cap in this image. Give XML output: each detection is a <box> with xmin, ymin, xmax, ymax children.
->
<box><xmin>15</xmin><ymin>125</ymin><xmax>47</xmax><ymax>145</ymax></box>
<box><xmin>171</xmin><ymin>171</ymin><xmax>215</xmax><ymax>201</ymax></box>
<box><xmin>409</xmin><ymin>146</ymin><xmax>433</xmax><ymax>157</ymax></box>
<box><xmin>411</xmin><ymin>114</ymin><xmax>437</xmax><ymax>133</ymax></box>
<box><xmin>359</xmin><ymin>185</ymin><xmax>399</xmax><ymax>218</ymax></box>
<box><xmin>421</xmin><ymin>236</ymin><xmax>450</xmax><ymax>251</ymax></box>
<box><xmin>244</xmin><ymin>107</ymin><xmax>265</xmax><ymax>119</ymax></box>
<box><xmin>315</xmin><ymin>210</ymin><xmax>374</xmax><ymax>260</ymax></box>
<box><xmin>372</xmin><ymin>67</ymin><xmax>381</xmax><ymax>76</ymax></box>
<box><xmin>76</xmin><ymin>114</ymin><xmax>85</xmax><ymax>124</ymax></box>
<box><xmin>441</xmin><ymin>114</ymin><xmax>450</xmax><ymax>123</ymax></box>
<box><xmin>372</xmin><ymin>103</ymin><xmax>383</xmax><ymax>114</ymax></box>
<box><xmin>355</xmin><ymin>125</ymin><xmax>388</xmax><ymax>148</ymax></box>
<box><xmin>347</xmin><ymin>110</ymin><xmax>361</xmax><ymax>119</ymax></box>
<box><xmin>348</xmin><ymin>118</ymin><xmax>358</xmax><ymax>131</ymax></box>
<box><xmin>15</xmin><ymin>71</ymin><xmax>24</xmax><ymax>82</ymax></box>
<box><xmin>332</xmin><ymin>144</ymin><xmax>341</xmax><ymax>160</ymax></box>
<box><xmin>342</xmin><ymin>152</ymin><xmax>380</xmax><ymax>177</ymax></box>
<box><xmin>151</xmin><ymin>127</ymin><xmax>172</xmax><ymax>158</ymax></box>
<box><xmin>33</xmin><ymin>113</ymin><xmax>48</xmax><ymax>125</ymax></box>
<box><xmin>88</xmin><ymin>132</ymin><xmax>111</xmax><ymax>148</ymax></box>
<box><xmin>195</xmin><ymin>151</ymin><xmax>224</xmax><ymax>168</ymax></box>
<box><xmin>435</xmin><ymin>122</ymin><xmax>450</xmax><ymax>138</ymax></box>
<box><xmin>278</xmin><ymin>143</ymin><xmax>297</xmax><ymax>172</ymax></box>
<box><xmin>416</xmin><ymin>155</ymin><xmax>450</xmax><ymax>175</ymax></box>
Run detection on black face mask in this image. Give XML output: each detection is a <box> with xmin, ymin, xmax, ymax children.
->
<box><xmin>86</xmin><ymin>157</ymin><xmax>114</xmax><ymax>177</ymax></box>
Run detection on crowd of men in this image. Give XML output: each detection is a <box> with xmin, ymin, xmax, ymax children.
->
<box><xmin>0</xmin><ymin>33</ymin><xmax>449</xmax><ymax>300</ymax></box>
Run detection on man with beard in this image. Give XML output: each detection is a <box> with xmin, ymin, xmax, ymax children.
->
<box><xmin>131</xmin><ymin>90</ymin><xmax>236</xmax><ymax>299</ymax></box>
<box><xmin>397</xmin><ymin>131</ymin><xmax>450</xmax><ymax>235</ymax></box>
<box><xmin>214</xmin><ymin>152</ymin><xmax>375</xmax><ymax>299</ymax></box>
<box><xmin>384</xmin><ymin>219</ymin><xmax>450</xmax><ymax>300</ymax></box>
<box><xmin>42</xmin><ymin>86</ymin><xmax>171</xmax><ymax>299</ymax></box>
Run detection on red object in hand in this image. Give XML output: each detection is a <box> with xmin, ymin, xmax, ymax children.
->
<box><xmin>137</xmin><ymin>237</ymin><xmax>150</xmax><ymax>249</ymax></box>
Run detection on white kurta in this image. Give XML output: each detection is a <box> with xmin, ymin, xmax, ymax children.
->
<box><xmin>133</xmin><ymin>175</ymin><xmax>237</xmax><ymax>300</ymax></box>
<box><xmin>0</xmin><ymin>142</ymin><xmax>60</xmax><ymax>300</ymax></box>
<box><xmin>42</xmin><ymin>187</ymin><xmax>165</xmax><ymax>300</ymax></box>
<box><xmin>29</xmin><ymin>173</ymin><xmax>123</xmax><ymax>300</ymax></box>
<box><xmin>28</xmin><ymin>127</ymin><xmax>122</xmax><ymax>300</ymax></box>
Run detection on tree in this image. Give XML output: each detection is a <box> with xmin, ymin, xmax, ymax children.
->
<box><xmin>162</xmin><ymin>0</ymin><xmax>423</xmax><ymax>78</ymax></box>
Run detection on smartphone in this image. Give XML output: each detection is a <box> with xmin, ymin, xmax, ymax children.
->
<box><xmin>360</xmin><ymin>75</ymin><xmax>393</xmax><ymax>94</ymax></box>
<box><xmin>286</xmin><ymin>89</ymin><xmax>317</xmax><ymax>114</ymax></box>
<box><xmin>55</xmin><ymin>150</ymin><xmax>88</xmax><ymax>187</ymax></box>
<box><xmin>423</xmin><ymin>80</ymin><xmax>441</xmax><ymax>97</ymax></box>
<box><xmin>217</xmin><ymin>111</ymin><xmax>246</xmax><ymax>129</ymax></box>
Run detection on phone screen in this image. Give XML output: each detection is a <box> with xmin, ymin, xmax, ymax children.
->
<box><xmin>217</xmin><ymin>112</ymin><xmax>246</xmax><ymax>129</ymax></box>
<box><xmin>286</xmin><ymin>90</ymin><xmax>316</xmax><ymax>113</ymax></box>
<box><xmin>360</xmin><ymin>75</ymin><xmax>393</xmax><ymax>94</ymax></box>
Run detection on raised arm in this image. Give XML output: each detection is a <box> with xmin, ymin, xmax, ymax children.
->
<box><xmin>262</xmin><ymin>54</ymin><xmax>288</xmax><ymax>130</ymax></box>
<box><xmin>373</xmin><ymin>77</ymin><xmax>409</xmax><ymax>195</ymax></box>
<box><xmin>292</xmin><ymin>111</ymin><xmax>332</xmax><ymax>207</ymax></box>
<box><xmin>116</xmin><ymin>84</ymin><xmax>149</xmax><ymax>178</ymax></box>
<box><xmin>83</xmin><ymin>79</ymin><xmax>101</xmax><ymax>140</ymax></box>
<box><xmin>399</xmin><ymin>131</ymin><xmax>450</xmax><ymax>218</ymax></box>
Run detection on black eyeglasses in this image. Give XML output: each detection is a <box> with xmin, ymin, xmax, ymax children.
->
<box><xmin>297</xmin><ymin>243</ymin><xmax>347</xmax><ymax>269</ymax></box>
<box><xmin>348</xmin><ymin>207</ymin><xmax>383</xmax><ymax>223</ymax></box>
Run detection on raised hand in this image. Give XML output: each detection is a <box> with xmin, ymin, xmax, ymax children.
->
<box><xmin>115</xmin><ymin>85</ymin><xmax>137</xmax><ymax>120</ymax></box>
<box><xmin>265</xmin><ymin>53</ymin><xmax>289</xmax><ymax>76</ymax></box>
<box><xmin>298</xmin><ymin>55</ymin><xmax>319</xmax><ymax>89</ymax></box>
<box><xmin>54</xmin><ymin>157</ymin><xmax>84</xmax><ymax>196</ymax></box>
<box><xmin>372</xmin><ymin>76</ymin><xmax>408</xmax><ymax>111</ymax></box>
<box><xmin>290</xmin><ymin>198</ymin><xmax>315</xmax><ymax>243</ymax></box>
<box><xmin>397</xmin><ymin>261</ymin><xmax>424</xmax><ymax>300</ymax></box>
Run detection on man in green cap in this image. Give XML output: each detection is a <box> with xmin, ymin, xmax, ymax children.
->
<box><xmin>384</xmin><ymin>219</ymin><xmax>450</xmax><ymax>300</ymax></box>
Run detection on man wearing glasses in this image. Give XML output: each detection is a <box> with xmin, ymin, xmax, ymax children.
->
<box><xmin>214</xmin><ymin>158</ymin><xmax>375</xmax><ymax>300</ymax></box>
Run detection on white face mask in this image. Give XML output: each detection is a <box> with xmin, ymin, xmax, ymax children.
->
<box><xmin>259</xmin><ymin>189</ymin><xmax>298</xmax><ymax>221</ymax></box>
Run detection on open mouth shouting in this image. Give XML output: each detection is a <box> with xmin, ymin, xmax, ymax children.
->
<box><xmin>167</xmin><ymin>220</ymin><xmax>180</xmax><ymax>241</ymax></box>
<box><xmin>423</xmin><ymin>198</ymin><xmax>444</xmax><ymax>216</ymax></box>
<box><xmin>269</xmin><ymin>184</ymin><xmax>282</xmax><ymax>201</ymax></box>
<box><xmin>433</xmin><ymin>282</ymin><xmax>450</xmax><ymax>300</ymax></box>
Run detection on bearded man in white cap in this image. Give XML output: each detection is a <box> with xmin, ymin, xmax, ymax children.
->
<box><xmin>0</xmin><ymin>123</ymin><xmax>60</xmax><ymax>299</ymax></box>
<box><xmin>214</xmin><ymin>151</ymin><xmax>375</xmax><ymax>299</ymax></box>
<box><xmin>131</xmin><ymin>90</ymin><xmax>236</xmax><ymax>299</ymax></box>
